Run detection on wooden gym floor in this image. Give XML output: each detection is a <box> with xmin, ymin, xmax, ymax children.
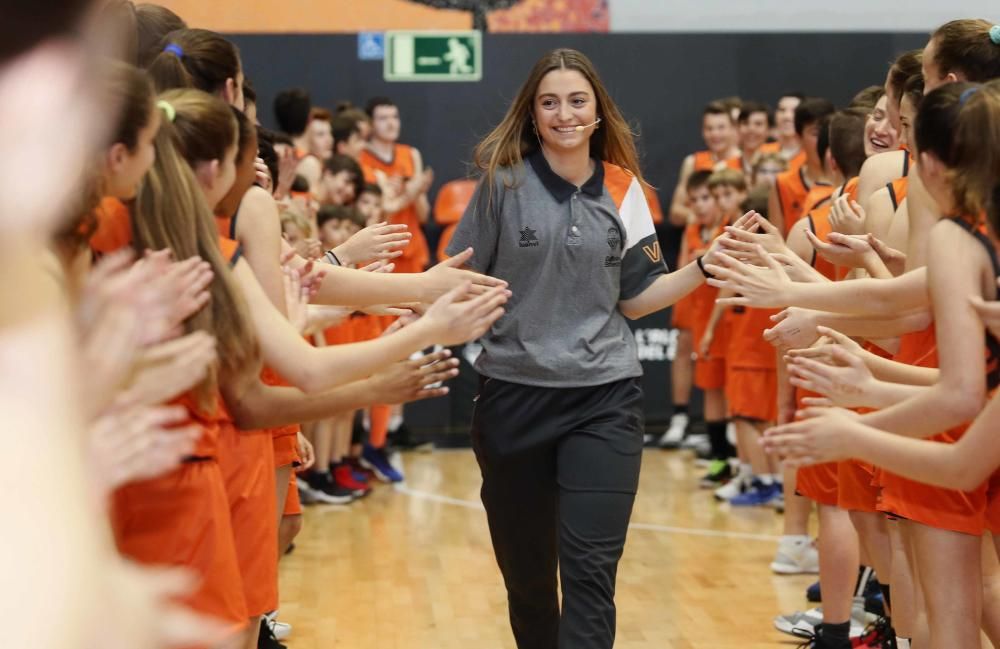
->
<box><xmin>277</xmin><ymin>449</ymin><xmax>815</xmax><ymax>648</ymax></box>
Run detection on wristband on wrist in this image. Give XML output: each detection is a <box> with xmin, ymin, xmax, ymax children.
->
<box><xmin>696</xmin><ymin>256</ymin><xmax>714</xmax><ymax>279</ymax></box>
<box><xmin>324</xmin><ymin>250</ymin><xmax>342</xmax><ymax>266</ymax></box>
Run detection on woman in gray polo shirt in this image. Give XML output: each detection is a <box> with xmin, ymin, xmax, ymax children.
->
<box><xmin>446</xmin><ymin>48</ymin><xmax>752</xmax><ymax>649</ymax></box>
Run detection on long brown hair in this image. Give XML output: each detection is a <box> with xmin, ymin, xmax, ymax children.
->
<box><xmin>948</xmin><ymin>80</ymin><xmax>1000</xmax><ymax>218</ymax></box>
<box><xmin>133</xmin><ymin>88</ymin><xmax>258</xmax><ymax>409</ymax></box>
<box><xmin>473</xmin><ymin>48</ymin><xmax>645</xmax><ymax>204</ymax></box>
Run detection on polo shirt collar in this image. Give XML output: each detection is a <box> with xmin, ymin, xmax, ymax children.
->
<box><xmin>527</xmin><ymin>149</ymin><xmax>604</xmax><ymax>203</ymax></box>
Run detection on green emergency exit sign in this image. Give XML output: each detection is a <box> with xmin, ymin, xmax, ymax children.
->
<box><xmin>384</xmin><ymin>31</ymin><xmax>482</xmax><ymax>82</ymax></box>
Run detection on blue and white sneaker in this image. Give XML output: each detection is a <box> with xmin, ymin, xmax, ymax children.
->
<box><xmin>361</xmin><ymin>444</ymin><xmax>404</xmax><ymax>483</ymax></box>
<box><xmin>729</xmin><ymin>478</ymin><xmax>782</xmax><ymax>507</ymax></box>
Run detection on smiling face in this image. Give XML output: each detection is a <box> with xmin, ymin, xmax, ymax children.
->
<box><xmin>775</xmin><ymin>96</ymin><xmax>801</xmax><ymax>139</ymax></box>
<box><xmin>739</xmin><ymin>111</ymin><xmax>770</xmax><ymax>153</ymax></box>
<box><xmin>702</xmin><ymin>112</ymin><xmax>735</xmax><ymax>156</ymax></box>
<box><xmin>863</xmin><ymin>95</ymin><xmax>900</xmax><ymax>157</ymax></box>
<box><xmin>532</xmin><ymin>68</ymin><xmax>598</xmax><ymax>153</ymax></box>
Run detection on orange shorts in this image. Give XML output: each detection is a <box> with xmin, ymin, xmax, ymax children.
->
<box><xmin>986</xmin><ymin>470</ymin><xmax>1000</xmax><ymax>534</ymax></box>
<box><xmin>284</xmin><ymin>469</ymin><xmax>303</xmax><ymax>517</ymax></box>
<box><xmin>797</xmin><ymin>462</ymin><xmax>839</xmax><ymax>507</ymax></box>
<box><xmin>725</xmin><ymin>367</ymin><xmax>777</xmax><ymax>422</ymax></box>
<box><xmin>217</xmin><ymin>425</ymin><xmax>279</xmax><ymax>617</ymax></box>
<box><xmin>878</xmin><ymin>427</ymin><xmax>986</xmax><ymax>536</ymax></box>
<box><xmin>672</xmin><ymin>295</ymin><xmax>695</xmax><ymax>330</ymax></box>
<box><xmin>694</xmin><ymin>314</ymin><xmax>729</xmax><ymax>391</ymax></box>
<box><xmin>273</xmin><ymin>429</ymin><xmax>300</xmax><ymax>468</ymax></box>
<box><xmin>111</xmin><ymin>461</ymin><xmax>247</xmax><ymax>634</ymax></box>
<box><xmin>837</xmin><ymin>460</ymin><xmax>879</xmax><ymax>513</ymax></box>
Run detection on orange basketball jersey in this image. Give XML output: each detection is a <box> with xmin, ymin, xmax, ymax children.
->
<box><xmin>693</xmin><ymin>150</ymin><xmax>742</xmax><ymax>172</ymax></box>
<box><xmin>359</xmin><ymin>144</ymin><xmax>430</xmax><ymax>272</ymax></box>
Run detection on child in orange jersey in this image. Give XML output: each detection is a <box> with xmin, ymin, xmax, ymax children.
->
<box><xmin>737</xmin><ymin>100</ymin><xmax>775</xmax><ymax>177</ymax></box>
<box><xmin>359</xmin><ymin>96</ymin><xmax>433</xmax><ymax>274</ymax></box>
<box><xmin>316</xmin><ymin>205</ymin><xmax>374</xmax><ymax>498</ymax></box>
<box><xmin>769</xmin><ymin>98</ymin><xmax>834</xmax><ymax>234</ymax></box>
<box><xmin>658</xmin><ymin>170</ymin><xmax>717</xmax><ymax>450</ymax></box>
<box><xmin>695</xmin><ymin>168</ymin><xmax>746</xmax><ymax>488</ymax></box>
<box><xmin>706</xmin><ymin>185</ymin><xmax>782</xmax><ymax>507</ymax></box>
<box><xmin>668</xmin><ymin>100</ymin><xmax>743</xmax><ymax>226</ymax></box>
<box><xmin>772</xmin><ymin>92</ymin><xmax>804</xmax><ymax>163</ymax></box>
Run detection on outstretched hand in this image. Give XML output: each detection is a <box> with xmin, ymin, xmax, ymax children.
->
<box><xmin>421</xmin><ymin>248</ymin><xmax>508</xmax><ymax>301</ymax></box>
<box><xmin>368</xmin><ymin>349</ymin><xmax>460</xmax><ymax>404</ymax></box>
<box><xmin>421</xmin><ymin>281</ymin><xmax>510</xmax><ymax>347</ymax></box>
<box><xmin>763</xmin><ymin>406</ymin><xmax>863</xmax><ymax>466</ymax></box>
<box><xmin>705</xmin><ymin>248</ymin><xmax>794</xmax><ymax>308</ymax></box>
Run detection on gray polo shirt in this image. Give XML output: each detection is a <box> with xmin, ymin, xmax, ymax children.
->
<box><xmin>446</xmin><ymin>150</ymin><xmax>667</xmax><ymax>388</ymax></box>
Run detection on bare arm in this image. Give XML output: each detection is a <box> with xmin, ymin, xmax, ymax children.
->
<box><xmin>281</xmin><ymin>241</ymin><xmax>506</xmax><ymax>306</ymax></box>
<box><xmin>858</xmin><ymin>221</ymin><xmax>991</xmax><ymax>437</ymax></box>
<box><xmin>233</xmin><ymin>259</ymin><xmax>507</xmax><ymax>392</ymax></box>
<box><xmin>863</xmin><ymin>187</ymin><xmax>896</xmax><ymax>242</ymax></box>
<box><xmin>765</xmin><ymin>397</ymin><xmax>1000</xmax><ymax>492</ymax></box>
<box><xmin>223</xmin><ymin>350</ymin><xmax>458</xmax><ymax>430</ymax></box>
<box><xmin>769</xmin><ymin>180</ymin><xmax>786</xmax><ymax>235</ymax></box>
<box><xmin>620</xmin><ymin>261</ymin><xmax>705</xmax><ymax>320</ymax></box>
<box><xmin>296</xmin><ymin>156</ymin><xmax>322</xmax><ymax>197</ymax></box>
<box><xmin>855</xmin><ymin>150</ymin><xmax>907</xmax><ymax>210</ymax></box>
<box><xmin>234</xmin><ymin>186</ymin><xmax>286</xmax><ymax>314</ymax></box>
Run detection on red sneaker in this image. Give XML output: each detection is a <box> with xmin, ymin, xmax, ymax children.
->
<box><xmin>333</xmin><ymin>463</ymin><xmax>372</xmax><ymax>497</ymax></box>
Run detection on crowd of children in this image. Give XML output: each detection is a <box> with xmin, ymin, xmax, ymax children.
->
<box><xmin>659</xmin><ymin>17</ymin><xmax>1000</xmax><ymax>649</ymax></box>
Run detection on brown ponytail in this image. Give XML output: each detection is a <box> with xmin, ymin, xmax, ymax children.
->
<box><xmin>147</xmin><ymin>28</ymin><xmax>241</xmax><ymax>98</ymax></box>
<box><xmin>133</xmin><ymin>89</ymin><xmax>258</xmax><ymax>409</ymax></box>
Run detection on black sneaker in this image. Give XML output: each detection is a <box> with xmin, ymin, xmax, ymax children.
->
<box><xmin>388</xmin><ymin>422</ymin><xmax>434</xmax><ymax>452</ymax></box>
<box><xmin>258</xmin><ymin>618</ymin><xmax>288</xmax><ymax>649</ymax></box>
<box><xmin>699</xmin><ymin>459</ymin><xmax>733</xmax><ymax>488</ymax></box>
<box><xmin>302</xmin><ymin>470</ymin><xmax>354</xmax><ymax>505</ymax></box>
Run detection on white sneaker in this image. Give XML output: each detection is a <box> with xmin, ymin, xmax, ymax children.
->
<box><xmin>773</xmin><ymin>599</ymin><xmax>870</xmax><ymax>638</ymax></box>
<box><xmin>657</xmin><ymin>413</ymin><xmax>689</xmax><ymax>448</ymax></box>
<box><xmin>263</xmin><ymin>611</ymin><xmax>292</xmax><ymax>641</ymax></box>
<box><xmin>681</xmin><ymin>432</ymin><xmax>711</xmax><ymax>455</ymax></box>
<box><xmin>770</xmin><ymin>536</ymin><xmax>820</xmax><ymax>575</ymax></box>
<box><xmin>713</xmin><ymin>471</ymin><xmax>750</xmax><ymax>502</ymax></box>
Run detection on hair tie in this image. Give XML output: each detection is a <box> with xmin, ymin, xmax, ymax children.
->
<box><xmin>991</xmin><ymin>25</ymin><xmax>1000</xmax><ymax>45</ymax></box>
<box><xmin>157</xmin><ymin>100</ymin><xmax>176</xmax><ymax>123</ymax></box>
<box><xmin>960</xmin><ymin>87</ymin><xmax>979</xmax><ymax>106</ymax></box>
<box><xmin>164</xmin><ymin>43</ymin><xmax>184</xmax><ymax>57</ymax></box>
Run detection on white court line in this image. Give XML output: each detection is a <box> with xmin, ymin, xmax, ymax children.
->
<box><xmin>395</xmin><ymin>485</ymin><xmax>782</xmax><ymax>542</ymax></box>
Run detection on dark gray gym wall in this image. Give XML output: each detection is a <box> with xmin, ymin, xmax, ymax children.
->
<box><xmin>229</xmin><ymin>31</ymin><xmax>927</xmax><ymax>436</ymax></box>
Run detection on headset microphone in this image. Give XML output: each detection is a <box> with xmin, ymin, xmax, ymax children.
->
<box><xmin>575</xmin><ymin>117</ymin><xmax>602</xmax><ymax>132</ymax></box>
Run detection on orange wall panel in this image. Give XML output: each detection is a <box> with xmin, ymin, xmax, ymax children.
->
<box><xmin>154</xmin><ymin>0</ymin><xmax>472</xmax><ymax>33</ymax></box>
